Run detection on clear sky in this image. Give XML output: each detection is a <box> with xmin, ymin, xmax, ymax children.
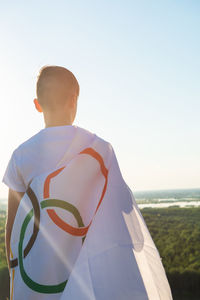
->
<box><xmin>0</xmin><ymin>0</ymin><xmax>199</xmax><ymax>198</ymax></box>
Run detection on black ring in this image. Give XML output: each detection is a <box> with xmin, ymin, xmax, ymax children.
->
<box><xmin>10</xmin><ymin>186</ymin><xmax>40</xmax><ymax>268</ymax></box>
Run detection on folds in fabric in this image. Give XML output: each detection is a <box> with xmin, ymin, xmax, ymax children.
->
<box><xmin>9</xmin><ymin>129</ymin><xmax>172</xmax><ymax>300</ymax></box>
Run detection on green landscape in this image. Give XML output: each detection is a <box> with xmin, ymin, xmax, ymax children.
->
<box><xmin>142</xmin><ymin>207</ymin><xmax>200</xmax><ymax>299</ymax></box>
<box><xmin>0</xmin><ymin>197</ymin><xmax>200</xmax><ymax>299</ymax></box>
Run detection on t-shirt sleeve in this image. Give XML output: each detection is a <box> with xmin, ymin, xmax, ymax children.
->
<box><xmin>2</xmin><ymin>150</ymin><xmax>26</xmax><ymax>192</ymax></box>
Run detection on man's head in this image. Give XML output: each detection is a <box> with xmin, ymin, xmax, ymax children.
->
<box><xmin>34</xmin><ymin>65</ymin><xmax>79</xmax><ymax>126</ymax></box>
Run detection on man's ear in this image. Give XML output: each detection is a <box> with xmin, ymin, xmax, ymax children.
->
<box><xmin>33</xmin><ymin>98</ymin><xmax>43</xmax><ymax>113</ymax></box>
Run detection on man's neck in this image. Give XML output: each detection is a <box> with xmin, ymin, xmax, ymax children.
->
<box><xmin>45</xmin><ymin>120</ymin><xmax>73</xmax><ymax>128</ymax></box>
<box><xmin>43</xmin><ymin>111</ymin><xmax>74</xmax><ymax>128</ymax></box>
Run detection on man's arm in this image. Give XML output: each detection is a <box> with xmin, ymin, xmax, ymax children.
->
<box><xmin>5</xmin><ymin>188</ymin><xmax>25</xmax><ymax>272</ymax></box>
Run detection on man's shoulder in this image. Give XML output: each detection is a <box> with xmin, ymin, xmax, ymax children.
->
<box><xmin>13</xmin><ymin>125</ymin><xmax>113</xmax><ymax>159</ymax></box>
<box><xmin>77</xmin><ymin>126</ymin><xmax>112</xmax><ymax>148</ymax></box>
<box><xmin>14</xmin><ymin>130</ymin><xmax>43</xmax><ymax>157</ymax></box>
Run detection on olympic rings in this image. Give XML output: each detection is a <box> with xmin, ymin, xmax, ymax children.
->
<box><xmin>10</xmin><ymin>147</ymin><xmax>108</xmax><ymax>294</ymax></box>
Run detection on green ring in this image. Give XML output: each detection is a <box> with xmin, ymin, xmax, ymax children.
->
<box><xmin>18</xmin><ymin>200</ymin><xmax>86</xmax><ymax>293</ymax></box>
<box><xmin>18</xmin><ymin>209</ymin><xmax>67</xmax><ymax>293</ymax></box>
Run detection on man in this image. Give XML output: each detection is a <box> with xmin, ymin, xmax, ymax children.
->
<box><xmin>3</xmin><ymin>65</ymin><xmax>172</xmax><ymax>299</ymax></box>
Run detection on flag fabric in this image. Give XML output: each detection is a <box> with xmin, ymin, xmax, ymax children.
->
<box><xmin>9</xmin><ymin>128</ymin><xmax>172</xmax><ymax>300</ymax></box>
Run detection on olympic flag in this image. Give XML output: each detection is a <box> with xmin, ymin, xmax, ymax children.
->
<box><xmin>9</xmin><ymin>128</ymin><xmax>172</xmax><ymax>299</ymax></box>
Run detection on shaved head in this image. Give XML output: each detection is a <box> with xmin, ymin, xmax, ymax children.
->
<box><xmin>36</xmin><ymin>65</ymin><xmax>79</xmax><ymax>111</ymax></box>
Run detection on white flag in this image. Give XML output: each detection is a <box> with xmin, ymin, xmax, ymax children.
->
<box><xmin>10</xmin><ymin>129</ymin><xmax>172</xmax><ymax>300</ymax></box>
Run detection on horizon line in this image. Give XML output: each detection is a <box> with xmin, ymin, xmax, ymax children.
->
<box><xmin>133</xmin><ymin>187</ymin><xmax>200</xmax><ymax>193</ymax></box>
<box><xmin>0</xmin><ymin>186</ymin><xmax>200</xmax><ymax>200</ymax></box>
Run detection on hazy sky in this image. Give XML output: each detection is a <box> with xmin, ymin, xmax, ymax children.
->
<box><xmin>0</xmin><ymin>0</ymin><xmax>199</xmax><ymax>198</ymax></box>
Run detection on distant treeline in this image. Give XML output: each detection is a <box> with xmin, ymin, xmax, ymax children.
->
<box><xmin>0</xmin><ymin>207</ymin><xmax>200</xmax><ymax>299</ymax></box>
<box><xmin>134</xmin><ymin>188</ymin><xmax>200</xmax><ymax>200</ymax></box>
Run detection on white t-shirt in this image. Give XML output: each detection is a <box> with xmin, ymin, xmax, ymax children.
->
<box><xmin>2</xmin><ymin>125</ymin><xmax>94</xmax><ymax>192</ymax></box>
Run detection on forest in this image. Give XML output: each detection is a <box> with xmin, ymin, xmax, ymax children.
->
<box><xmin>0</xmin><ymin>206</ymin><xmax>200</xmax><ymax>299</ymax></box>
<box><xmin>142</xmin><ymin>207</ymin><xmax>200</xmax><ymax>299</ymax></box>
